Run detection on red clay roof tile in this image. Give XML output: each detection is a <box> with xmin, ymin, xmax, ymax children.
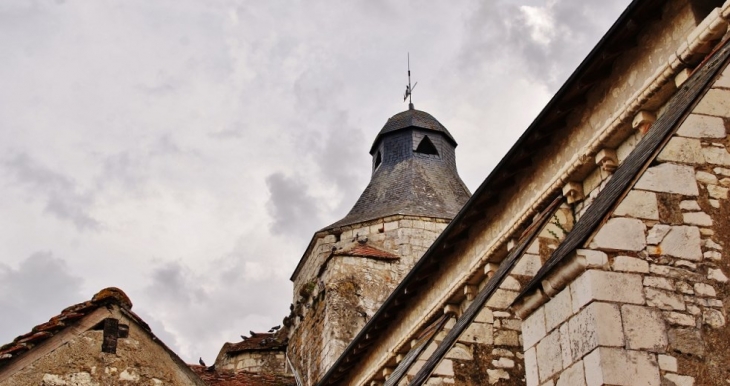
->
<box><xmin>333</xmin><ymin>244</ymin><xmax>399</xmax><ymax>260</ymax></box>
<box><xmin>189</xmin><ymin>365</ymin><xmax>295</xmax><ymax>386</ymax></box>
<box><xmin>0</xmin><ymin>287</ymin><xmax>137</xmax><ymax>369</ymax></box>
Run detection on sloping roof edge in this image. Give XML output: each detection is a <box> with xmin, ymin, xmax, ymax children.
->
<box><xmin>516</xmin><ymin>34</ymin><xmax>730</xmax><ymax>302</ymax></box>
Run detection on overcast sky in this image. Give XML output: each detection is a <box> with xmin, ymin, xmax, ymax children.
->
<box><xmin>0</xmin><ymin>0</ymin><xmax>632</xmax><ymax>363</ymax></box>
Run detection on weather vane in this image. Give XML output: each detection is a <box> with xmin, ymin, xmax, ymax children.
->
<box><xmin>403</xmin><ymin>53</ymin><xmax>417</xmax><ymax>110</ymax></box>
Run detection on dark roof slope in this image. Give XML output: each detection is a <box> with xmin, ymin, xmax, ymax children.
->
<box><xmin>324</xmin><ymin>156</ymin><xmax>471</xmax><ymax>229</ymax></box>
<box><xmin>369</xmin><ymin>109</ymin><xmax>457</xmax><ymax>154</ymax></box>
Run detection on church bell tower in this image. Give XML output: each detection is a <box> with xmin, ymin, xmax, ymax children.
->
<box><xmin>286</xmin><ymin>105</ymin><xmax>471</xmax><ymax>385</ymax></box>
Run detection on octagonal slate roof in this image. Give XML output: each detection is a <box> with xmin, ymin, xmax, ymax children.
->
<box><xmin>369</xmin><ymin>108</ymin><xmax>457</xmax><ymax>154</ymax></box>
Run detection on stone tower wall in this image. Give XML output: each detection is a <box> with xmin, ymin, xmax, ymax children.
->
<box><xmin>287</xmin><ymin>216</ymin><xmax>449</xmax><ymax>385</ymax></box>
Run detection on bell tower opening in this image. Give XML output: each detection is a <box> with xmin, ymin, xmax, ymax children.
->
<box><xmin>415</xmin><ymin>135</ymin><xmax>439</xmax><ymax>156</ymax></box>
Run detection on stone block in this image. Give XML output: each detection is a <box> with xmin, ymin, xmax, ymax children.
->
<box><xmin>636</xmin><ymin>163</ymin><xmax>699</xmax><ymax>196</ymax></box>
<box><xmin>659</xmin><ymin>226</ymin><xmax>702</xmax><ymax>261</ymax></box>
<box><xmin>486</xmin><ymin>369</ymin><xmax>509</xmax><ymax>384</ymax></box>
<box><xmin>457</xmin><ymin>322</ymin><xmax>493</xmax><ymax>345</ymax></box>
<box><xmin>703</xmin><ymin>147</ymin><xmax>730</xmax><ymax>166</ymax></box>
<box><xmin>494</xmin><ymin>330</ymin><xmax>519</xmax><ymax>347</ymax></box>
<box><xmin>664</xmin><ymin>312</ymin><xmax>695</xmax><ymax>327</ymax></box>
<box><xmin>445</xmin><ymin>344</ymin><xmax>473</xmax><ymax>360</ymax></box>
<box><xmin>491</xmin><ymin>357</ymin><xmax>515</xmax><ymax>368</ymax></box>
<box><xmin>612</xmin><ymin>255</ymin><xmax>649</xmax><ymax>273</ymax></box>
<box><xmin>536</xmin><ymin>329</ymin><xmax>563</xmax><ymax>382</ymax></box>
<box><xmin>583</xmin><ymin>347</ymin><xmax>660</xmax><ymax>386</ymax></box>
<box><xmin>556</xmin><ymin>361</ymin><xmax>586</xmax><ymax>386</ymax></box>
<box><xmin>500</xmin><ymin>276</ymin><xmax>521</xmax><ymax>291</ymax></box>
<box><xmin>650</xmin><ymin>264</ymin><xmax>702</xmax><ymax>281</ymax></box>
<box><xmin>432</xmin><ymin>359</ymin><xmax>454</xmax><ymax>377</ymax></box>
<box><xmin>591</xmin><ymin>218</ymin><xmax>646</xmax><ymax>252</ymax></box>
<box><xmin>679</xmin><ymin>200</ymin><xmax>701</xmax><ymax>211</ymax></box>
<box><xmin>513</xmin><ymin>253</ymin><xmax>542</xmax><ymax>276</ymax></box>
<box><xmin>568</xmin><ymin>302</ymin><xmax>624</xmax><ymax>361</ymax></box>
<box><xmin>668</xmin><ymin>328</ymin><xmax>704</xmax><ymax>357</ymax></box>
<box><xmin>703</xmin><ymin>250</ymin><xmax>722</xmax><ymax>261</ymax></box>
<box><xmin>576</xmin><ymin>249</ymin><xmax>608</xmax><ymax>268</ymax></box>
<box><xmin>677</xmin><ymin>114</ymin><xmax>727</xmax><ymax>138</ymax></box>
<box><xmin>643</xmin><ymin>276</ymin><xmax>675</xmax><ymax>290</ymax></box>
<box><xmin>614</xmin><ymin>190</ymin><xmax>659</xmax><ymax>220</ymax></box>
<box><xmin>474</xmin><ymin>307</ymin><xmax>494</xmax><ymax>323</ymax></box>
<box><xmin>486</xmin><ymin>289</ymin><xmax>518</xmax><ymax>310</ymax></box>
<box><xmin>683</xmin><ymin>212</ymin><xmax>713</xmax><ymax>226</ymax></box>
<box><xmin>657</xmin><ymin>354</ymin><xmax>677</xmax><ymax>372</ymax></box>
<box><xmin>702</xmin><ymin>308</ymin><xmax>726</xmax><ymax>328</ymax></box>
<box><xmin>693</xmin><ymin>88</ymin><xmax>730</xmax><ymax>118</ymax></box>
<box><xmin>696</xmin><ymin>171</ymin><xmax>719</xmax><ymax>185</ymax></box>
<box><xmin>707</xmin><ymin>184</ymin><xmax>729</xmax><ymax>199</ymax></box>
<box><xmin>500</xmin><ymin>318</ymin><xmax>521</xmax><ymax>331</ymax></box>
<box><xmin>693</xmin><ymin>283</ymin><xmax>716</xmax><ymax>297</ymax></box>
<box><xmin>708</xmin><ymin>268</ymin><xmax>729</xmax><ymax>282</ymax></box>
<box><xmin>647</xmin><ymin>224</ymin><xmax>671</xmax><ymax>245</ymax></box>
<box><xmin>702</xmin><ymin>238</ymin><xmax>722</xmax><ymax>250</ymax></box>
<box><xmin>544</xmin><ymin>287</ymin><xmax>572</xmax><ymax>332</ymax></box>
<box><xmin>492</xmin><ymin>348</ymin><xmax>514</xmax><ymax>357</ymax></box>
<box><xmin>657</xmin><ymin>137</ymin><xmax>705</xmax><ymax>164</ymax></box>
<box><xmin>645</xmin><ymin>288</ymin><xmax>685</xmax><ymax>311</ymax></box>
<box><xmin>676</xmin><ymin>280</ymin><xmax>694</xmax><ymax>294</ymax></box>
<box><xmin>525</xmin><ymin>347</ymin><xmax>539</xmax><ymax>386</ymax></box>
<box><xmin>663</xmin><ymin>374</ymin><xmax>695</xmax><ymax>386</ymax></box>
<box><xmin>570</xmin><ymin>270</ymin><xmax>645</xmax><ymax>312</ymax></box>
<box><xmin>715</xmin><ymin>167</ymin><xmax>730</xmax><ymax>176</ymax></box>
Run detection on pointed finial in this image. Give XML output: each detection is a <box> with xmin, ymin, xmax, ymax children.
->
<box><xmin>404</xmin><ymin>53</ymin><xmax>417</xmax><ymax>108</ymax></box>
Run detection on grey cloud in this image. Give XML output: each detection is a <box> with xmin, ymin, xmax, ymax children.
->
<box><xmin>2</xmin><ymin>153</ymin><xmax>100</xmax><ymax>231</ymax></box>
<box><xmin>313</xmin><ymin>110</ymin><xmax>369</xmax><ymax>216</ymax></box>
<box><xmin>141</xmin><ymin>258</ymin><xmax>290</xmax><ymax>362</ymax></box>
<box><xmin>265</xmin><ymin>172</ymin><xmax>322</xmax><ymax>239</ymax></box>
<box><xmin>459</xmin><ymin>0</ymin><xmax>631</xmax><ymax>88</ymax></box>
<box><xmin>0</xmin><ymin>251</ymin><xmax>85</xmax><ymax>345</ymax></box>
<box><xmin>208</xmin><ymin>122</ymin><xmax>247</xmax><ymax>140</ymax></box>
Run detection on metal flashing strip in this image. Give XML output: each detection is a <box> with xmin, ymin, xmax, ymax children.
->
<box><xmin>407</xmin><ymin>195</ymin><xmax>564</xmax><ymax>385</ymax></box>
<box><xmin>516</xmin><ymin>36</ymin><xmax>730</xmax><ymax>304</ymax></box>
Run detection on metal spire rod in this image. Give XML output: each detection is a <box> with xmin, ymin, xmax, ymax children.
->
<box><xmin>404</xmin><ymin>53</ymin><xmax>417</xmax><ymax>109</ymax></box>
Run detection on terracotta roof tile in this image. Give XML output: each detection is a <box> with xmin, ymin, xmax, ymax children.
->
<box><xmin>223</xmin><ymin>333</ymin><xmax>286</xmax><ymax>354</ymax></box>
<box><xmin>189</xmin><ymin>366</ymin><xmax>295</xmax><ymax>386</ymax></box>
<box><xmin>0</xmin><ymin>287</ymin><xmax>136</xmax><ymax>369</ymax></box>
<box><xmin>333</xmin><ymin>244</ymin><xmax>399</xmax><ymax>260</ymax></box>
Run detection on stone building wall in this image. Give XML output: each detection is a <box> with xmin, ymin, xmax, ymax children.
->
<box><xmin>338</xmin><ymin>2</ymin><xmax>730</xmax><ymax>385</ymax></box>
<box><xmin>2</xmin><ymin>306</ymin><xmax>203</xmax><ymax>386</ymax></box>
<box><xmin>287</xmin><ymin>215</ymin><xmax>449</xmax><ymax>385</ymax></box>
<box><xmin>387</xmin><ymin>208</ymin><xmax>573</xmax><ymax>386</ymax></box>
<box><xmin>520</xmin><ymin>58</ymin><xmax>730</xmax><ymax>386</ymax></box>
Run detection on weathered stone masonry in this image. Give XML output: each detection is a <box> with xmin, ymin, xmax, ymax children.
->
<box><xmin>520</xmin><ymin>61</ymin><xmax>730</xmax><ymax>386</ymax></box>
